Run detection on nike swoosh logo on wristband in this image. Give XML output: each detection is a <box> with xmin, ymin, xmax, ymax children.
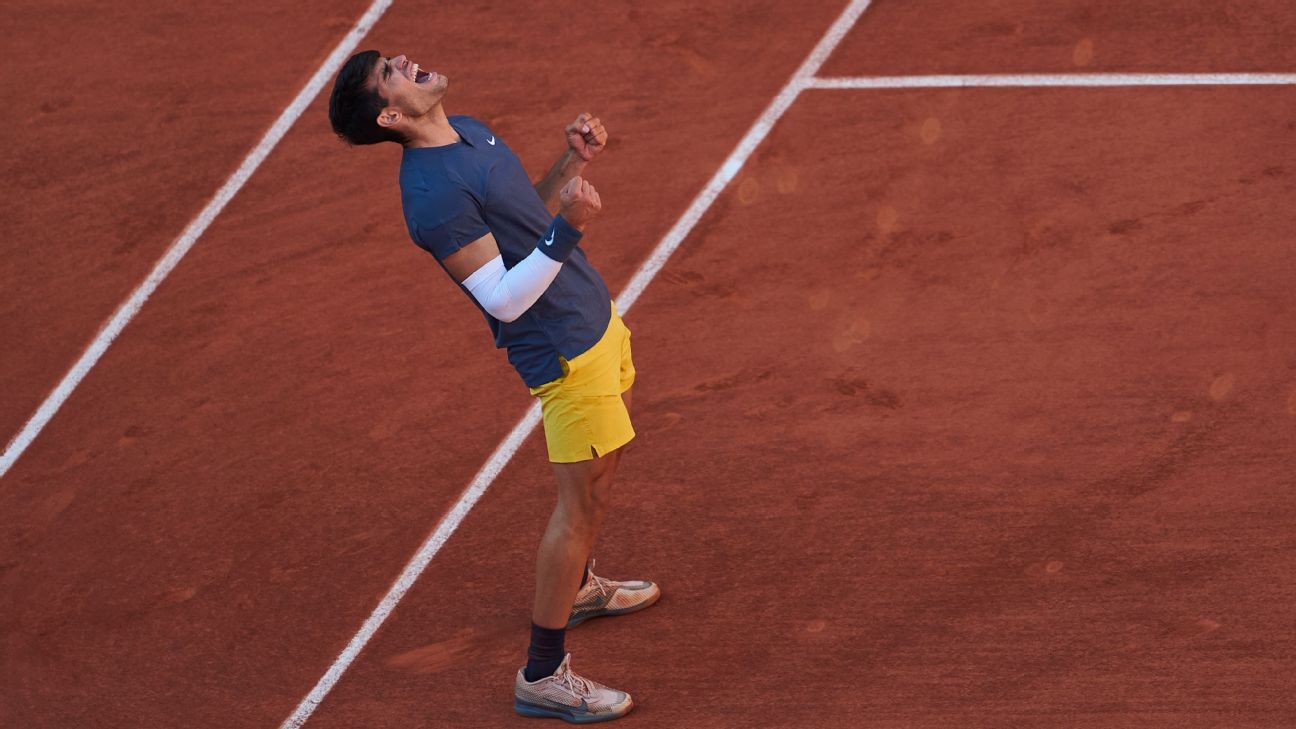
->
<box><xmin>544</xmin><ymin>233</ymin><xmax>555</xmax><ymax>246</ymax></box>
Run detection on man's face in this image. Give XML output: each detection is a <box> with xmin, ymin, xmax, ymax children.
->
<box><xmin>370</xmin><ymin>53</ymin><xmax>449</xmax><ymax>127</ymax></box>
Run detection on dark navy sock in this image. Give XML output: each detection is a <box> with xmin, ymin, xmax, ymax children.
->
<box><xmin>524</xmin><ymin>623</ymin><xmax>566</xmax><ymax>682</ymax></box>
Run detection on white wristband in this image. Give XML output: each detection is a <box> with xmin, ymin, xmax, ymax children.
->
<box><xmin>461</xmin><ymin>250</ymin><xmax>562</xmax><ymax>322</ymax></box>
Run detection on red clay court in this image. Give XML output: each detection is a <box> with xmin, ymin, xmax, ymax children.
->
<box><xmin>3</xmin><ymin>1</ymin><xmax>1295</xmax><ymax>727</ymax></box>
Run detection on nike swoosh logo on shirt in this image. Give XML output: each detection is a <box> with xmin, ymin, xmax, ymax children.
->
<box><xmin>486</xmin><ymin>136</ymin><xmax>496</xmax><ymax>145</ymax></box>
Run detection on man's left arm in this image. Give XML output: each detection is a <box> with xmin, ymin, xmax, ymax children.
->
<box><xmin>535</xmin><ymin>112</ymin><xmax>608</xmax><ymax>211</ymax></box>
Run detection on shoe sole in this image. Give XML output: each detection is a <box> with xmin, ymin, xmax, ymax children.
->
<box><xmin>565</xmin><ymin>588</ymin><xmax>662</xmax><ymax>629</ymax></box>
<box><xmin>514</xmin><ymin>698</ymin><xmax>634</xmax><ymax>723</ymax></box>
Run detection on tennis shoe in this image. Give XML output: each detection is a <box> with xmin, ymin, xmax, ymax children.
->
<box><xmin>567</xmin><ymin>559</ymin><xmax>661</xmax><ymax>629</ymax></box>
<box><xmin>513</xmin><ymin>653</ymin><xmax>634</xmax><ymax>723</ymax></box>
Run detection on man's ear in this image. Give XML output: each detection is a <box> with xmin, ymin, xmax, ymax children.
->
<box><xmin>376</xmin><ymin>108</ymin><xmax>402</xmax><ymax>129</ymax></box>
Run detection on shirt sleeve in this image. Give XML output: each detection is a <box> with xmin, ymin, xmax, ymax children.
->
<box><xmin>409</xmin><ymin>184</ymin><xmax>491</xmax><ymax>262</ymax></box>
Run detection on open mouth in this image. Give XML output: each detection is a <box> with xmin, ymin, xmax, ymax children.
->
<box><xmin>411</xmin><ymin>62</ymin><xmax>435</xmax><ymax>84</ymax></box>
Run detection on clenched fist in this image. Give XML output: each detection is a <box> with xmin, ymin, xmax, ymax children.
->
<box><xmin>566</xmin><ymin>113</ymin><xmax>608</xmax><ymax>162</ymax></box>
<box><xmin>558</xmin><ymin>176</ymin><xmax>602</xmax><ymax>230</ymax></box>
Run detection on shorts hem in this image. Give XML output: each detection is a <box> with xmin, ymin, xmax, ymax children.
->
<box><xmin>547</xmin><ymin>429</ymin><xmax>636</xmax><ymax>464</ymax></box>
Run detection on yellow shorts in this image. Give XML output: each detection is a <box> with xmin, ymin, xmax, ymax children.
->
<box><xmin>529</xmin><ymin>302</ymin><xmax>636</xmax><ymax>463</ymax></box>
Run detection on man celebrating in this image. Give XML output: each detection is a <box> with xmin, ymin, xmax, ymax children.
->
<box><xmin>327</xmin><ymin>51</ymin><xmax>659</xmax><ymax>722</ymax></box>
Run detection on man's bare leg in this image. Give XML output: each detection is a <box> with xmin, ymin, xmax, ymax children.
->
<box><xmin>533</xmin><ymin>445</ymin><xmax>624</xmax><ymax>628</ymax></box>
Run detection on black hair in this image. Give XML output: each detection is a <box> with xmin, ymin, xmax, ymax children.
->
<box><xmin>328</xmin><ymin>50</ymin><xmax>406</xmax><ymax>146</ymax></box>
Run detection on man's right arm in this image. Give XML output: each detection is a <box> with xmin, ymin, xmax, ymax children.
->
<box><xmin>442</xmin><ymin>176</ymin><xmax>602</xmax><ymax>322</ymax></box>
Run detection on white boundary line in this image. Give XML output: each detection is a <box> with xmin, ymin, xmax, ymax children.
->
<box><xmin>614</xmin><ymin>0</ymin><xmax>875</xmax><ymax>314</ymax></box>
<box><xmin>0</xmin><ymin>0</ymin><xmax>397</xmax><ymax>480</ymax></box>
<box><xmin>278</xmin><ymin>1</ymin><xmax>875</xmax><ymax>726</ymax></box>
<box><xmin>808</xmin><ymin>72</ymin><xmax>1296</xmax><ymax>89</ymax></box>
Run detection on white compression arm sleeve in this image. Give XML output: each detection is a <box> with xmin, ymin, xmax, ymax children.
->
<box><xmin>460</xmin><ymin>250</ymin><xmax>562</xmax><ymax>323</ymax></box>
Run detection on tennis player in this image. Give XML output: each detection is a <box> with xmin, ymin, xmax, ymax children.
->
<box><xmin>327</xmin><ymin>51</ymin><xmax>659</xmax><ymax>722</ymax></box>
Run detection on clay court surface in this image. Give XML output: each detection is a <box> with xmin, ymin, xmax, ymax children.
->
<box><xmin>3</xmin><ymin>1</ymin><xmax>1295</xmax><ymax>726</ymax></box>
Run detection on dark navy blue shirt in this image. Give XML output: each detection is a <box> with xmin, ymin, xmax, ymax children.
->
<box><xmin>400</xmin><ymin>116</ymin><xmax>612</xmax><ymax>388</ymax></box>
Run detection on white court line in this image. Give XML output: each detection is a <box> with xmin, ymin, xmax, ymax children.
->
<box><xmin>278</xmin><ymin>0</ymin><xmax>875</xmax><ymax>726</ymax></box>
<box><xmin>808</xmin><ymin>73</ymin><xmax>1296</xmax><ymax>89</ymax></box>
<box><xmin>0</xmin><ymin>0</ymin><xmax>397</xmax><ymax>480</ymax></box>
